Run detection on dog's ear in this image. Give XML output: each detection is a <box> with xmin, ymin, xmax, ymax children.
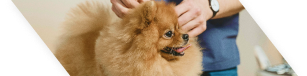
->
<box><xmin>139</xmin><ymin>1</ymin><xmax>157</xmax><ymax>27</ymax></box>
<box><xmin>122</xmin><ymin>1</ymin><xmax>158</xmax><ymax>30</ymax></box>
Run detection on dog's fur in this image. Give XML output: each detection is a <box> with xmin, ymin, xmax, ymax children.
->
<box><xmin>54</xmin><ymin>1</ymin><xmax>203</xmax><ymax>76</ymax></box>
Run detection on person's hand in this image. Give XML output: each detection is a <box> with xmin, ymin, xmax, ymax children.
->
<box><xmin>110</xmin><ymin>0</ymin><xmax>150</xmax><ymax>18</ymax></box>
<box><xmin>175</xmin><ymin>0</ymin><xmax>212</xmax><ymax>37</ymax></box>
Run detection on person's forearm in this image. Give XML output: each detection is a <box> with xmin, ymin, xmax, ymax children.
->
<box><xmin>212</xmin><ymin>0</ymin><xmax>244</xmax><ymax>19</ymax></box>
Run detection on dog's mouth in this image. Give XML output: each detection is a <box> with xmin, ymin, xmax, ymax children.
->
<box><xmin>160</xmin><ymin>44</ymin><xmax>191</xmax><ymax>56</ymax></box>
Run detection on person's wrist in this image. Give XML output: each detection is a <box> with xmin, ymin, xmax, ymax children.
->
<box><xmin>205</xmin><ymin>9</ymin><xmax>213</xmax><ymax>20</ymax></box>
<box><xmin>204</xmin><ymin>0</ymin><xmax>213</xmax><ymax>20</ymax></box>
<box><xmin>207</xmin><ymin>0</ymin><xmax>221</xmax><ymax>20</ymax></box>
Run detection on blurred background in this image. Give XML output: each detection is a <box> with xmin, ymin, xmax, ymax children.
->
<box><xmin>13</xmin><ymin>0</ymin><xmax>294</xmax><ymax>76</ymax></box>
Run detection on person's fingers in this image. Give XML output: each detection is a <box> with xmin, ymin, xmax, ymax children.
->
<box><xmin>175</xmin><ymin>1</ymin><xmax>190</xmax><ymax>17</ymax></box>
<box><xmin>111</xmin><ymin>0</ymin><xmax>130</xmax><ymax>17</ymax></box>
<box><xmin>181</xmin><ymin>16</ymin><xmax>205</xmax><ymax>32</ymax></box>
<box><xmin>187</xmin><ymin>22</ymin><xmax>207</xmax><ymax>37</ymax></box>
<box><xmin>176</xmin><ymin>0</ymin><xmax>202</xmax><ymax>27</ymax></box>
<box><xmin>138</xmin><ymin>0</ymin><xmax>150</xmax><ymax>3</ymax></box>
<box><xmin>178</xmin><ymin>8</ymin><xmax>201</xmax><ymax>27</ymax></box>
<box><xmin>122</xmin><ymin>0</ymin><xmax>139</xmax><ymax>8</ymax></box>
<box><xmin>111</xmin><ymin>5</ymin><xmax>122</xmax><ymax>17</ymax></box>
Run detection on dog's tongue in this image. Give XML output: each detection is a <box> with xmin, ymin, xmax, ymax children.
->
<box><xmin>174</xmin><ymin>44</ymin><xmax>191</xmax><ymax>53</ymax></box>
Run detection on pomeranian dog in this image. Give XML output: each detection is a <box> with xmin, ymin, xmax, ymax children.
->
<box><xmin>54</xmin><ymin>0</ymin><xmax>203</xmax><ymax>76</ymax></box>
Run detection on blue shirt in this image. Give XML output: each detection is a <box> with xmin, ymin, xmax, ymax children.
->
<box><xmin>162</xmin><ymin>0</ymin><xmax>240</xmax><ymax>71</ymax></box>
<box><xmin>199</xmin><ymin>14</ymin><xmax>240</xmax><ymax>71</ymax></box>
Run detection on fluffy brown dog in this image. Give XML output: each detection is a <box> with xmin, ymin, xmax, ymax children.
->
<box><xmin>54</xmin><ymin>1</ymin><xmax>203</xmax><ymax>76</ymax></box>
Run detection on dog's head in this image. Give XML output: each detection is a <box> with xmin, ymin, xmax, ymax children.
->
<box><xmin>122</xmin><ymin>1</ymin><xmax>190</xmax><ymax>59</ymax></box>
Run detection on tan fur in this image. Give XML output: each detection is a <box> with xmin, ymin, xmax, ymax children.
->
<box><xmin>55</xmin><ymin>1</ymin><xmax>203</xmax><ymax>76</ymax></box>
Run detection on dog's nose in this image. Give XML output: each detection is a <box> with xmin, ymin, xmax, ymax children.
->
<box><xmin>182</xmin><ymin>34</ymin><xmax>189</xmax><ymax>41</ymax></box>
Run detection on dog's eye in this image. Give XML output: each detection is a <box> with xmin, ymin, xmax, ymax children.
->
<box><xmin>165</xmin><ymin>31</ymin><xmax>173</xmax><ymax>38</ymax></box>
